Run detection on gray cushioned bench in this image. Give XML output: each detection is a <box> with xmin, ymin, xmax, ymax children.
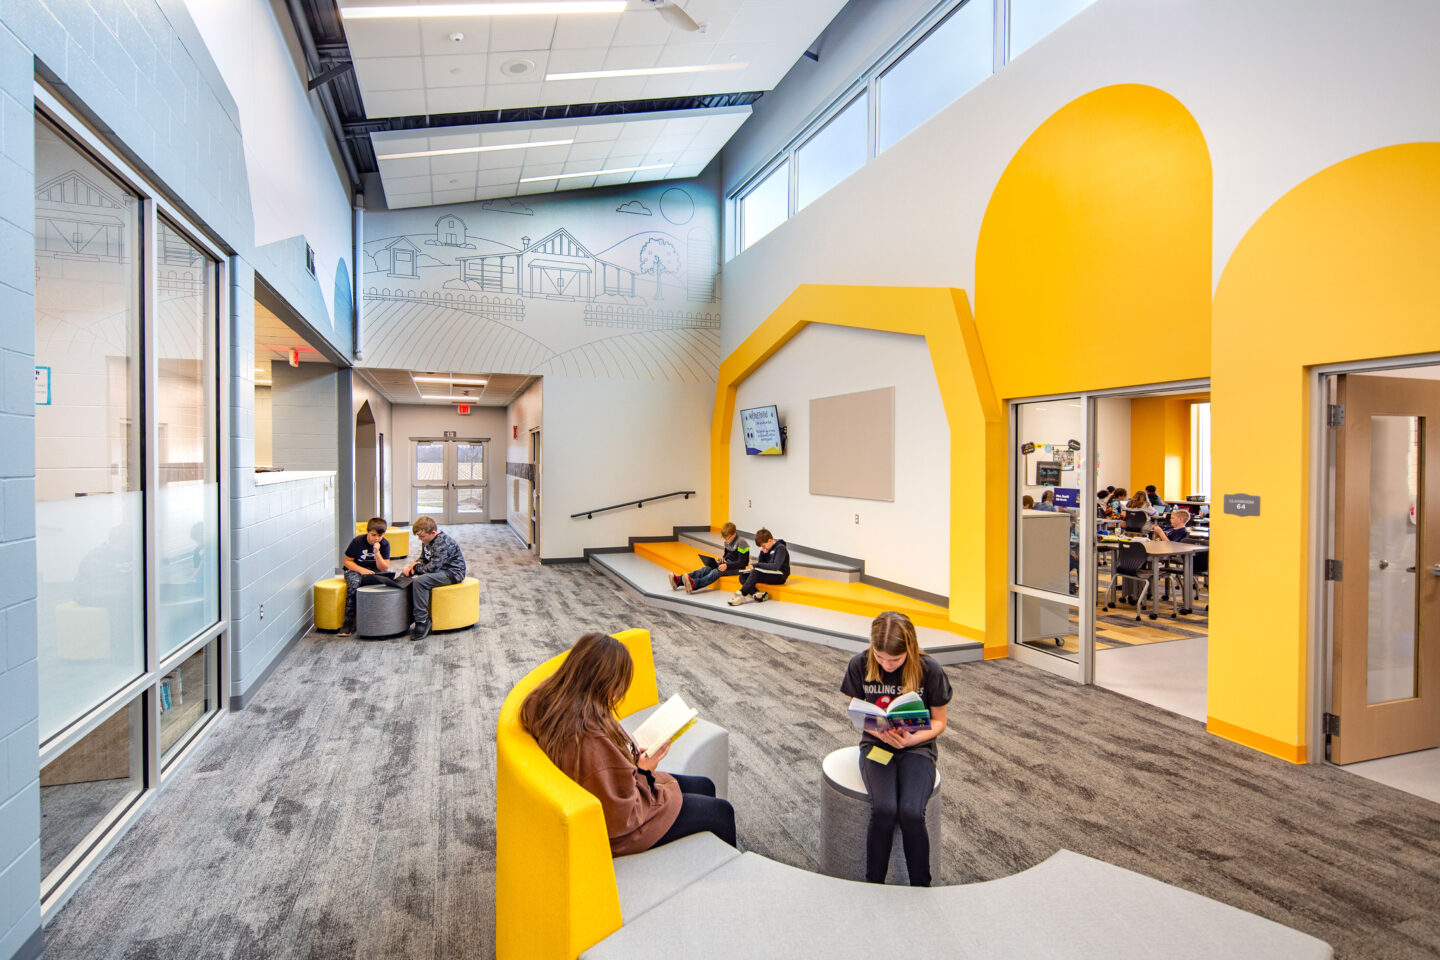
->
<box><xmin>584</xmin><ymin>839</ymin><xmax>1332</xmax><ymax>960</ymax></box>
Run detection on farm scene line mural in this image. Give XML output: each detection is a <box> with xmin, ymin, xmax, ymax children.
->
<box><xmin>361</xmin><ymin>180</ymin><xmax>721</xmax><ymax>382</ymax></box>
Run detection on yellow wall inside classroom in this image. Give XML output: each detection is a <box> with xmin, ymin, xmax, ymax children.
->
<box><xmin>1130</xmin><ymin>394</ymin><xmax>1205</xmax><ymax>500</ymax></box>
<box><xmin>1208</xmin><ymin>142</ymin><xmax>1440</xmax><ymax>762</ymax></box>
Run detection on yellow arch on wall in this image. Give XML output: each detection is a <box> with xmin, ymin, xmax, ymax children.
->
<box><xmin>1209</xmin><ymin>142</ymin><xmax>1440</xmax><ymax>762</ymax></box>
<box><xmin>710</xmin><ymin>284</ymin><xmax>1006</xmax><ymax>651</ymax></box>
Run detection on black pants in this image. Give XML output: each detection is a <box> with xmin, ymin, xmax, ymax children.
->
<box><xmin>653</xmin><ymin>774</ymin><xmax>736</xmax><ymax>848</ymax></box>
<box><xmin>737</xmin><ymin>569</ymin><xmax>787</xmax><ymax>596</ymax></box>
<box><xmin>858</xmin><ymin>743</ymin><xmax>934</xmax><ymax>886</ymax></box>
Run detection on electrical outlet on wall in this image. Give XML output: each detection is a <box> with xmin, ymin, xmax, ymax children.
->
<box><xmin>747</xmin><ymin>499</ymin><xmax>752</xmax><ymax>508</ymax></box>
<box><xmin>854</xmin><ymin>514</ymin><xmax>860</xmax><ymax>524</ymax></box>
<box><xmin>259</xmin><ymin>603</ymin><xmax>264</xmax><ymax>620</ymax></box>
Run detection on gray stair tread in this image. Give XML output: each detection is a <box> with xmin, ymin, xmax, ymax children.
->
<box><xmin>592</xmin><ymin>551</ymin><xmax>979</xmax><ymax>657</ymax></box>
<box><xmin>680</xmin><ymin>531</ymin><xmax>860</xmax><ymax>573</ymax></box>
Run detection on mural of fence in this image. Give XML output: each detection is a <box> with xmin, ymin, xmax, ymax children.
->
<box><xmin>582</xmin><ymin>304</ymin><xmax>720</xmax><ymax>331</ymax></box>
<box><xmin>365</xmin><ymin>287</ymin><xmax>525</xmax><ymax>323</ymax></box>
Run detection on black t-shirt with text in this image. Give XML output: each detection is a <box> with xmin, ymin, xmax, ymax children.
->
<box><xmin>345</xmin><ymin>534</ymin><xmax>390</xmax><ymax>572</ymax></box>
<box><xmin>841</xmin><ymin>652</ymin><xmax>952</xmax><ymax>761</ymax></box>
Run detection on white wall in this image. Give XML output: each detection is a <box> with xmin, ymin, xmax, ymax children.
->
<box><xmin>182</xmin><ymin>0</ymin><xmax>353</xmax><ymax>332</ymax></box>
<box><xmin>1095</xmin><ymin>396</ymin><xmax>1131</xmax><ymax>493</ymax></box>
<box><xmin>391</xmin><ymin>405</ymin><xmax>507</xmax><ymax>524</ymax></box>
<box><xmin>1014</xmin><ymin>400</ymin><xmax>1084</xmax><ymax>504</ymax></box>
<box><xmin>254</xmin><ymin>385</ymin><xmax>273</xmax><ymax>468</ymax></box>
<box><xmin>719</xmin><ymin>0</ymin><xmax>1440</xmax><ymax>355</ymax></box>
<box><xmin>506</xmin><ymin>380</ymin><xmax>543</xmax><ymax>547</ymax></box>
<box><xmin>352</xmin><ymin>376</ymin><xmax>395</xmax><ymax>521</ymax></box>
<box><xmin>541</xmin><ymin>377</ymin><xmax>711</xmax><ymax>560</ymax></box>
<box><xmin>731</xmin><ymin>325</ymin><xmax>947</xmax><ymax>595</ymax></box>
<box><xmin>269</xmin><ymin>362</ymin><xmax>338</xmax><ymax>472</ymax></box>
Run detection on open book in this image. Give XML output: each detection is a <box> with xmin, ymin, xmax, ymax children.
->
<box><xmin>848</xmin><ymin>691</ymin><xmax>931</xmax><ymax>733</ymax></box>
<box><xmin>631</xmin><ymin>693</ymin><xmax>700</xmax><ymax>758</ymax></box>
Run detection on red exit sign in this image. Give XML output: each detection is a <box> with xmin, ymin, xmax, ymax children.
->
<box><xmin>457</xmin><ymin>404</ymin><xmax>471</xmax><ymax>415</ymax></box>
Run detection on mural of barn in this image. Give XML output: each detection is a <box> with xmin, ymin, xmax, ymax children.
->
<box><xmin>456</xmin><ymin>228</ymin><xmax>636</xmax><ymax>300</ymax></box>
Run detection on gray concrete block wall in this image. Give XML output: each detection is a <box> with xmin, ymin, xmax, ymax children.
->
<box><xmin>0</xmin><ymin>23</ymin><xmax>40</xmax><ymax>960</ymax></box>
<box><xmin>270</xmin><ymin>363</ymin><xmax>340</xmax><ymax>473</ymax></box>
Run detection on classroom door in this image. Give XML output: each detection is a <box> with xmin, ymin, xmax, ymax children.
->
<box><xmin>529</xmin><ymin>428</ymin><xmax>541</xmax><ymax>552</ymax></box>
<box><xmin>1330</xmin><ymin>374</ymin><xmax>1440</xmax><ymax>763</ymax></box>
<box><xmin>412</xmin><ymin>439</ymin><xmax>488</xmax><ymax>525</ymax></box>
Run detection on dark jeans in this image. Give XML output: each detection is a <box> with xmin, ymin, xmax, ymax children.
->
<box><xmin>686</xmin><ymin>566</ymin><xmax>740</xmax><ymax>590</ymax></box>
<box><xmin>858</xmin><ymin>743</ymin><xmax>935</xmax><ymax>886</ymax></box>
<box><xmin>738</xmin><ymin>569</ymin><xmax>787</xmax><ymax>596</ymax></box>
<box><xmin>405</xmin><ymin>570</ymin><xmax>463</xmax><ymax>623</ymax></box>
<box><xmin>343</xmin><ymin>570</ymin><xmax>398</xmax><ymax>626</ymax></box>
<box><xmin>653</xmin><ymin>774</ymin><xmax>736</xmax><ymax>849</ymax></box>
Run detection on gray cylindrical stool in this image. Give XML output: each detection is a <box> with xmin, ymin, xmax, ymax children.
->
<box><xmin>820</xmin><ymin>745</ymin><xmax>941</xmax><ymax>885</ymax></box>
<box><xmin>356</xmin><ymin>583</ymin><xmax>411</xmax><ymax>638</ymax></box>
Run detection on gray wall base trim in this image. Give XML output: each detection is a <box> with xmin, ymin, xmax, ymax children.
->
<box><xmin>584</xmin><ymin>547</ymin><xmax>631</xmax><ymax>556</ymax></box>
<box><xmin>489</xmin><ymin>518</ymin><xmax>507</xmax><ymax>524</ymax></box>
<box><xmin>673</xmin><ymin>524</ymin><xmax>710</xmax><ymax>533</ymax></box>
<box><xmin>229</xmin><ymin>619</ymin><xmax>312</xmax><ymax>711</ymax></box>
<box><xmin>859</xmin><ymin>574</ymin><xmax>949</xmax><ymax>608</ymax></box>
<box><xmin>539</xmin><ymin>556</ymin><xmax>588</xmax><ymax>565</ymax></box>
<box><xmin>7</xmin><ymin>927</ymin><xmax>42</xmax><ymax>960</ymax></box>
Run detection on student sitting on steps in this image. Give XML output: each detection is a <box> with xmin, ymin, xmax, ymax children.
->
<box><xmin>728</xmin><ymin>528</ymin><xmax>789</xmax><ymax>605</ymax></box>
<box><xmin>669</xmin><ymin>522</ymin><xmax>749</xmax><ymax>593</ymax></box>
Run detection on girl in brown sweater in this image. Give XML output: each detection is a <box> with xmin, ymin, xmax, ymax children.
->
<box><xmin>521</xmin><ymin>633</ymin><xmax>736</xmax><ymax>856</ymax></box>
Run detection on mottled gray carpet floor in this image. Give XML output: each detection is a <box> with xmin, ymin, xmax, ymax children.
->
<box><xmin>41</xmin><ymin>525</ymin><xmax>1440</xmax><ymax>959</ymax></box>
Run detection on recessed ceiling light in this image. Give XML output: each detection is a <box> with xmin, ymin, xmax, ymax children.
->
<box><xmin>545</xmin><ymin>63</ymin><xmax>748</xmax><ymax>82</ymax></box>
<box><xmin>501</xmin><ymin>58</ymin><xmax>536</xmax><ymax>77</ymax></box>
<box><xmin>341</xmin><ymin>2</ymin><xmax>627</xmax><ymax>19</ymax></box>
<box><xmin>414</xmin><ymin>375</ymin><xmax>488</xmax><ymax>385</ymax></box>
<box><xmin>377</xmin><ymin>138</ymin><xmax>573</xmax><ymax>161</ymax></box>
<box><xmin>519</xmin><ymin>163</ymin><xmax>672</xmax><ymax>183</ymax></box>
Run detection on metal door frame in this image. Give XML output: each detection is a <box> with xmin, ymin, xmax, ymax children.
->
<box><xmin>411</xmin><ymin>436</ymin><xmax>490</xmax><ymax>524</ymax></box>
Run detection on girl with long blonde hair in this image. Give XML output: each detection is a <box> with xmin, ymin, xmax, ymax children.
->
<box><xmin>522</xmin><ymin>633</ymin><xmax>735</xmax><ymax>855</ymax></box>
<box><xmin>840</xmin><ymin>611</ymin><xmax>951</xmax><ymax>885</ymax></box>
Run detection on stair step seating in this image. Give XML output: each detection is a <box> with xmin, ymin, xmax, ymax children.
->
<box><xmin>677</xmin><ymin>531</ymin><xmax>859</xmax><ymax>583</ymax></box>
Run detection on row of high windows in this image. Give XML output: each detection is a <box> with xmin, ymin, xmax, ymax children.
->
<box><xmin>733</xmin><ymin>0</ymin><xmax>1096</xmax><ymax>254</ymax></box>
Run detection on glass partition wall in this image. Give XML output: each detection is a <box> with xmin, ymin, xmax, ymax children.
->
<box><xmin>34</xmin><ymin>100</ymin><xmax>228</xmax><ymax>910</ymax></box>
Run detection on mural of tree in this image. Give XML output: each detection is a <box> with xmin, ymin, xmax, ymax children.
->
<box><xmin>638</xmin><ymin>237</ymin><xmax>680</xmax><ymax>301</ymax></box>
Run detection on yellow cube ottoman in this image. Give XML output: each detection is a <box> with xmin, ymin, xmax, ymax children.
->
<box><xmin>355</xmin><ymin>522</ymin><xmax>409</xmax><ymax>559</ymax></box>
<box><xmin>313</xmin><ymin>577</ymin><xmax>346</xmax><ymax>631</ymax></box>
<box><xmin>431</xmin><ymin>576</ymin><xmax>480</xmax><ymax>631</ymax></box>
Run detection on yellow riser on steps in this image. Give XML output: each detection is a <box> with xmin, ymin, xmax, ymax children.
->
<box><xmin>634</xmin><ymin>540</ymin><xmax>962</xmax><ymax>635</ymax></box>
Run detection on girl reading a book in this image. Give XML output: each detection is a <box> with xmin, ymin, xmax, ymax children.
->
<box><xmin>521</xmin><ymin>632</ymin><xmax>736</xmax><ymax>855</ymax></box>
<box><xmin>840</xmin><ymin>611</ymin><xmax>952</xmax><ymax>885</ymax></box>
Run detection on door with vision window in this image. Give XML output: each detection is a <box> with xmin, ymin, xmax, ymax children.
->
<box><xmin>412</xmin><ymin>439</ymin><xmax>488</xmax><ymax>524</ymax></box>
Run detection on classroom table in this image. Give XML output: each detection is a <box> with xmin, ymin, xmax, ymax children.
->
<box><xmin>1096</xmin><ymin>537</ymin><xmax>1208</xmax><ymax>618</ymax></box>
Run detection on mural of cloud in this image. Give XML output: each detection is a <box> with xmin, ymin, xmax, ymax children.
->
<box><xmin>616</xmin><ymin>200</ymin><xmax>653</xmax><ymax>216</ymax></box>
<box><xmin>481</xmin><ymin>198</ymin><xmax>534</xmax><ymax>215</ymax></box>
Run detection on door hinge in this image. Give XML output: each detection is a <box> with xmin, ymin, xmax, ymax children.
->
<box><xmin>1327</xmin><ymin>404</ymin><xmax>1346</xmax><ymax>427</ymax></box>
<box><xmin>1323</xmin><ymin>712</ymin><xmax>1340</xmax><ymax>737</ymax></box>
<box><xmin>1325</xmin><ymin>559</ymin><xmax>1343</xmax><ymax>581</ymax></box>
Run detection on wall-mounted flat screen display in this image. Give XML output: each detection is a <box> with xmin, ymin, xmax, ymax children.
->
<box><xmin>740</xmin><ymin>405</ymin><xmax>784</xmax><ymax>455</ymax></box>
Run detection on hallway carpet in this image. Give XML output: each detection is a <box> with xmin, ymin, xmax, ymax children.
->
<box><xmin>41</xmin><ymin>526</ymin><xmax>1440</xmax><ymax>959</ymax></box>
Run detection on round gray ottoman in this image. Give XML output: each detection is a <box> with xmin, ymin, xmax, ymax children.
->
<box><xmin>819</xmin><ymin>744</ymin><xmax>941</xmax><ymax>885</ymax></box>
<box><xmin>357</xmin><ymin>583</ymin><xmax>411</xmax><ymax>638</ymax></box>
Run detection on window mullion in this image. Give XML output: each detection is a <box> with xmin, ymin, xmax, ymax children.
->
<box><xmin>140</xmin><ymin>198</ymin><xmax>162</xmax><ymax>792</ymax></box>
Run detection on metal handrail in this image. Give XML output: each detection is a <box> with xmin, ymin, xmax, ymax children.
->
<box><xmin>571</xmin><ymin>490</ymin><xmax>695</xmax><ymax>520</ymax></box>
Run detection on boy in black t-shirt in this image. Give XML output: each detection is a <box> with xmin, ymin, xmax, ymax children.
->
<box><xmin>339</xmin><ymin>517</ymin><xmax>395</xmax><ymax>636</ymax></box>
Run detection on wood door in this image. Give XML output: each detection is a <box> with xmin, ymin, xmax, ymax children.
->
<box><xmin>1331</xmin><ymin>374</ymin><xmax>1440</xmax><ymax>763</ymax></box>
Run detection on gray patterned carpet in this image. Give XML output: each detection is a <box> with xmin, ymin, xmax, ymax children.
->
<box><xmin>40</xmin><ymin>525</ymin><xmax>1440</xmax><ymax>959</ymax></box>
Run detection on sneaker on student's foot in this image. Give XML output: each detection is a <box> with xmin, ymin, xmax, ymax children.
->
<box><xmin>683</xmin><ymin>574</ymin><xmax>696</xmax><ymax>594</ymax></box>
<box><xmin>754</xmin><ymin>591</ymin><xmax>769</xmax><ymax>603</ymax></box>
<box><xmin>727</xmin><ymin>592</ymin><xmax>750</xmax><ymax>606</ymax></box>
<box><xmin>667</xmin><ymin>573</ymin><xmax>682</xmax><ymax>590</ymax></box>
<box><xmin>338</xmin><ymin>623</ymin><xmax>355</xmax><ymax>637</ymax></box>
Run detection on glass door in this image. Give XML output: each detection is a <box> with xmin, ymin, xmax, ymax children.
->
<box><xmin>1010</xmin><ymin>397</ymin><xmax>1094</xmax><ymax>680</ymax></box>
<box><xmin>412</xmin><ymin>439</ymin><xmax>488</xmax><ymax>524</ymax></box>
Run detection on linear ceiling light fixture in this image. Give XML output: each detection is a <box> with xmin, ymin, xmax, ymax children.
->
<box><xmin>341</xmin><ymin>2</ymin><xmax>626</xmax><ymax>19</ymax></box>
<box><xmin>545</xmin><ymin>63</ymin><xmax>747</xmax><ymax>82</ymax></box>
<box><xmin>520</xmin><ymin>163</ymin><xmax>671</xmax><ymax>182</ymax></box>
<box><xmin>378</xmin><ymin>139</ymin><xmax>572</xmax><ymax>161</ymax></box>
<box><xmin>420</xmin><ymin>394</ymin><xmax>482</xmax><ymax>402</ymax></box>
<box><xmin>413</xmin><ymin>376</ymin><xmax>488</xmax><ymax>385</ymax></box>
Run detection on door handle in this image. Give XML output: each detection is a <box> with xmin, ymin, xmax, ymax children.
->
<box><xmin>1378</xmin><ymin>560</ymin><xmax>1389</xmax><ymax>570</ymax></box>
<box><xmin>1430</xmin><ymin>564</ymin><xmax>1440</xmax><ymax>577</ymax></box>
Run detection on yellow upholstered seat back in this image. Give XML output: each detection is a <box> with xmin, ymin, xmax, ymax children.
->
<box><xmin>495</xmin><ymin>628</ymin><xmax>659</xmax><ymax>960</ymax></box>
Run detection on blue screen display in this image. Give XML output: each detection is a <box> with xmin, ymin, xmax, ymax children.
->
<box><xmin>740</xmin><ymin>405</ymin><xmax>783</xmax><ymax>455</ymax></box>
<box><xmin>1052</xmin><ymin>487</ymin><xmax>1080</xmax><ymax>509</ymax></box>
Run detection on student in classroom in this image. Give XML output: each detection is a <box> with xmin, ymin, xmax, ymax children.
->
<box><xmin>338</xmin><ymin>517</ymin><xmax>397</xmax><ymax>637</ymax></box>
<box><xmin>521</xmin><ymin>632</ymin><xmax>736</xmax><ymax>854</ymax></box>
<box><xmin>398</xmin><ymin>515</ymin><xmax>467</xmax><ymax>641</ymax></box>
<box><xmin>727</xmin><ymin>527</ymin><xmax>790</xmax><ymax>605</ymax></box>
<box><xmin>1033</xmin><ymin>489</ymin><xmax>1058</xmax><ymax>512</ymax></box>
<box><xmin>840</xmin><ymin>612</ymin><xmax>951</xmax><ymax>886</ymax></box>
<box><xmin>1151</xmin><ymin>508</ymin><xmax>1193</xmax><ymax>542</ymax></box>
<box><xmin>1022</xmin><ymin>495</ymin><xmax>1035</xmax><ymax>509</ymax></box>
<box><xmin>669</xmin><ymin>522</ymin><xmax>749</xmax><ymax>593</ymax></box>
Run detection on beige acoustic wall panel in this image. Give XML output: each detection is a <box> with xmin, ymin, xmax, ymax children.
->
<box><xmin>809</xmin><ymin>387</ymin><xmax>895</xmax><ymax>501</ymax></box>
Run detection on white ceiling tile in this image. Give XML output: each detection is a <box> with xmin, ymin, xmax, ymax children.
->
<box><xmin>479</xmin><ymin>129</ymin><xmax>536</xmax><ymax>146</ymax></box>
<box><xmin>656</xmin><ymin>116</ymin><xmax>709</xmax><ymax>137</ymax></box>
<box><xmin>667</xmin><ymin>162</ymin><xmax>707</xmax><ymax>178</ymax></box>
<box><xmin>642</xmin><ymin>150</ymin><xmax>684</xmax><ymax>167</ymax></box>
<box><xmin>608</xmin><ymin>136</ymin><xmax>656</xmax><ymax>157</ymax></box>
<box><xmin>516</xmin><ymin>180</ymin><xmax>559</xmax><ymax>196</ymax></box>
<box><xmin>517</xmin><ymin>143</ymin><xmax>573</xmax><ymax>165</ymax></box>
<box><xmin>599</xmin><ymin>154</ymin><xmax>645</xmax><ymax>169</ymax></box>
<box><xmin>551</xmin><ymin>12</ymin><xmax>620</xmax><ymax>49</ymax></box>
<box><xmin>676</xmin><ymin>147</ymin><xmax>718</xmax><ymax>165</ymax></box>
<box><xmin>564</xmin><ymin>140</ymin><xmax>613</xmax><ymax>162</ymax></box>
<box><xmin>478</xmin><ymin>147</ymin><xmax>533</xmax><ymax>170</ymax></box>
<box><xmin>426</xmin><ymin>131</ymin><xmax>482</xmax><ymax>150</ymax></box>
<box><xmin>419</xmin><ymin>19</ymin><xmax>491</xmax><ymax>55</ymax></box>
<box><xmin>721</xmin><ymin>2</ymin><xmax>815</xmax><ymax>45</ymax></box>
<box><xmin>343</xmin><ymin>20</ymin><xmax>422</xmax><ymax>58</ymax></box>
<box><xmin>572</xmin><ymin>120</ymin><xmax>624</xmax><ymax>142</ymax></box>
<box><xmin>640</xmin><ymin>75</ymin><xmax>696</xmax><ymax>99</ymax></box>
<box><xmin>386</xmin><ymin>192</ymin><xmax>436</xmax><ymax>210</ymax></box>
<box><xmin>371</xmin><ymin>135</ymin><xmax>430</xmax><ymax>157</ymax></box>
<box><xmin>544</xmin><ymin>47</ymin><xmax>608</xmax><ymax>75</ymax></box>
<box><xmin>629</xmin><ymin>167</ymin><xmax>672</xmax><ymax>185</ymax></box>
<box><xmin>432</xmin><ymin>187</ymin><xmax>479</xmax><ymax>204</ymax></box>
<box><xmin>424</xmin><ymin>54</ymin><xmax>489</xmax><ymax>88</ymax></box>
<box><xmin>655</xmin><ymin>42</ymin><xmax>716</xmax><ymax>67</ymax></box>
<box><xmin>487</xmin><ymin>15</ymin><xmax>557</xmax><ymax>53</ymax></box>
<box><xmin>475</xmin><ymin>168</ymin><xmax>524</xmax><ymax>187</ymax></box>
<box><xmin>489</xmin><ymin>51</ymin><xmax>550</xmax><ymax>84</ymax></box>
<box><xmin>536</xmin><ymin>78</ymin><xmax>597</xmax><ymax>104</ymax></box>
<box><xmin>387</xmin><ymin>174</ymin><xmax>433</xmax><ymax>194</ymax></box>
<box><xmin>519</xmin><ymin>160</ymin><xmax>567</xmax><ymax>177</ymax></box>
<box><xmin>592</xmin><ymin>172</ymin><xmax>635</xmax><ymax>187</ymax></box>
<box><xmin>378</xmin><ymin>156</ymin><xmax>432</xmax><ymax>178</ymax></box>
<box><xmin>426</xmin><ymin>86</ymin><xmax>488</xmax><ymax>115</ymax></box>
<box><xmin>619</xmin><ymin>118</ymin><xmax>669</xmax><ymax>139</ymax></box>
<box><xmin>362</xmin><ymin>89</ymin><xmax>428</xmax><ymax>119</ymax></box>
<box><xmin>532</xmin><ymin>125</ymin><xmax>578</xmax><ymax>141</ymax></box>
<box><xmin>353</xmin><ymin>56</ymin><xmax>425</xmax><ymax>92</ymax></box>
<box><xmin>610</xmin><ymin>9</ymin><xmax>675</xmax><ymax>46</ymax></box>
<box><xmin>600</xmin><ymin>45</ymin><xmax>662</xmax><ymax>71</ymax></box>
<box><xmin>589</xmin><ymin>76</ymin><xmax>650</xmax><ymax>102</ymax></box>
<box><xmin>485</xmin><ymin>82</ymin><xmax>545</xmax><ymax>109</ymax></box>
<box><xmin>430</xmin><ymin>154</ymin><xmax>480</xmax><ymax>175</ymax></box>
<box><xmin>431</xmin><ymin>173</ymin><xmax>468</xmax><ymax>192</ymax></box>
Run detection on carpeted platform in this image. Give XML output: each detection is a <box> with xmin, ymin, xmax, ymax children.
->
<box><xmin>39</xmin><ymin>525</ymin><xmax>1440</xmax><ymax>960</ymax></box>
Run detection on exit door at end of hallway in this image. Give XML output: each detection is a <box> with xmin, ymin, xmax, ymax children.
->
<box><xmin>413</xmin><ymin>438</ymin><xmax>488</xmax><ymax>524</ymax></box>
